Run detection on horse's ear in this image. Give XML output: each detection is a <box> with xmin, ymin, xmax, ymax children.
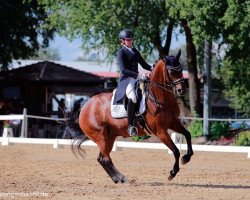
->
<box><xmin>176</xmin><ymin>49</ymin><xmax>181</xmax><ymax>61</ymax></box>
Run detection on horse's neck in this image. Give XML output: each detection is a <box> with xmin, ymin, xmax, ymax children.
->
<box><xmin>151</xmin><ymin>60</ymin><xmax>165</xmax><ymax>83</ymax></box>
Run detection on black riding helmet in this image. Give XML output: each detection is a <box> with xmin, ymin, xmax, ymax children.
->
<box><xmin>119</xmin><ymin>29</ymin><xmax>134</xmax><ymax>40</ymax></box>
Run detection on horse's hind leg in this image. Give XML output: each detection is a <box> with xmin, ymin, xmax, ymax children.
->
<box><xmin>169</xmin><ymin>119</ymin><xmax>193</xmax><ymax>164</ymax></box>
<box><xmin>96</xmin><ymin>133</ymin><xmax>127</xmax><ymax>183</ymax></box>
<box><xmin>97</xmin><ymin>152</ymin><xmax>127</xmax><ymax>183</ymax></box>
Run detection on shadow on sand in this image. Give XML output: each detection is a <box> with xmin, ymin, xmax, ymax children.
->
<box><xmin>171</xmin><ymin>183</ymin><xmax>250</xmax><ymax>189</ymax></box>
<box><xmin>134</xmin><ymin>181</ymin><xmax>250</xmax><ymax>190</ymax></box>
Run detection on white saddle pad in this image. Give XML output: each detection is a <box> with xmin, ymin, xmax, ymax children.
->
<box><xmin>110</xmin><ymin>89</ymin><xmax>146</xmax><ymax>119</ymax></box>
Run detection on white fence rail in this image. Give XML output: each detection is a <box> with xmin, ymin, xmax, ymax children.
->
<box><xmin>0</xmin><ymin>137</ymin><xmax>249</xmax><ymax>158</ymax></box>
<box><xmin>0</xmin><ymin>109</ymin><xmax>249</xmax><ymax>158</ymax></box>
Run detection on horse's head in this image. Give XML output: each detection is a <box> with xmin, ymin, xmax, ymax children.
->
<box><xmin>164</xmin><ymin>50</ymin><xmax>186</xmax><ymax>96</ymax></box>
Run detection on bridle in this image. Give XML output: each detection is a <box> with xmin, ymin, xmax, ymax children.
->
<box><xmin>143</xmin><ymin>58</ymin><xmax>185</xmax><ymax>110</ymax></box>
<box><xmin>165</xmin><ymin>65</ymin><xmax>185</xmax><ymax>89</ymax></box>
<box><xmin>146</xmin><ymin>58</ymin><xmax>185</xmax><ymax>93</ymax></box>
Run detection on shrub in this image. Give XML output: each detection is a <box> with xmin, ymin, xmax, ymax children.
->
<box><xmin>235</xmin><ymin>131</ymin><xmax>250</xmax><ymax>146</ymax></box>
<box><xmin>210</xmin><ymin>121</ymin><xmax>230</xmax><ymax>140</ymax></box>
<box><xmin>188</xmin><ymin>120</ymin><xmax>203</xmax><ymax>138</ymax></box>
<box><xmin>131</xmin><ymin>134</ymin><xmax>151</xmax><ymax>142</ymax></box>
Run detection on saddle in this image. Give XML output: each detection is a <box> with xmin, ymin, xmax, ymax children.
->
<box><xmin>110</xmin><ymin>78</ymin><xmax>163</xmax><ymax>135</ymax></box>
<box><xmin>111</xmin><ymin>80</ymin><xmax>146</xmax><ymax>119</ymax></box>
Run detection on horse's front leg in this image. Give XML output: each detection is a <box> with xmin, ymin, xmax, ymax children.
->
<box><xmin>156</xmin><ymin>131</ymin><xmax>180</xmax><ymax>180</ymax></box>
<box><xmin>169</xmin><ymin>118</ymin><xmax>193</xmax><ymax>164</ymax></box>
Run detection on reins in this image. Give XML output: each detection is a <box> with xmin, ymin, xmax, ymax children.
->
<box><xmin>144</xmin><ymin>79</ymin><xmax>173</xmax><ymax>93</ymax></box>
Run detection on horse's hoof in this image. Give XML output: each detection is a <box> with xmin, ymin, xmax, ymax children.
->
<box><xmin>168</xmin><ymin>170</ymin><xmax>176</xmax><ymax>181</ymax></box>
<box><xmin>112</xmin><ymin>175</ymin><xmax>127</xmax><ymax>184</ymax></box>
<box><xmin>112</xmin><ymin>176</ymin><xmax>120</xmax><ymax>184</ymax></box>
<box><xmin>121</xmin><ymin>176</ymin><xmax>128</xmax><ymax>183</ymax></box>
<box><xmin>168</xmin><ymin>175</ymin><xmax>174</xmax><ymax>181</ymax></box>
<box><xmin>181</xmin><ymin>155</ymin><xmax>190</xmax><ymax>165</ymax></box>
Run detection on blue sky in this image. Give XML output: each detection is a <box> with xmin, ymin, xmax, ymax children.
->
<box><xmin>50</xmin><ymin>34</ymin><xmax>185</xmax><ymax>61</ymax></box>
<box><xmin>49</xmin><ymin>36</ymin><xmax>83</xmax><ymax>61</ymax></box>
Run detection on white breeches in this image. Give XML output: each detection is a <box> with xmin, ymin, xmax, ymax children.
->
<box><xmin>126</xmin><ymin>78</ymin><xmax>137</xmax><ymax>103</ymax></box>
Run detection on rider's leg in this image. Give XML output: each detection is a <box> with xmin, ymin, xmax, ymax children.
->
<box><xmin>126</xmin><ymin>78</ymin><xmax>137</xmax><ymax>136</ymax></box>
<box><xmin>127</xmin><ymin>99</ymin><xmax>137</xmax><ymax>136</ymax></box>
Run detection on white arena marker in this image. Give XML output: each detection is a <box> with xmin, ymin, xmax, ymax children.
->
<box><xmin>53</xmin><ymin>139</ymin><xmax>62</xmax><ymax>149</ymax></box>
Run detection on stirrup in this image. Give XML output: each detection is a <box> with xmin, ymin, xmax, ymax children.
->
<box><xmin>128</xmin><ymin>125</ymin><xmax>138</xmax><ymax>137</ymax></box>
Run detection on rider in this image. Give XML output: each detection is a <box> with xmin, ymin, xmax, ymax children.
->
<box><xmin>114</xmin><ymin>29</ymin><xmax>152</xmax><ymax>137</ymax></box>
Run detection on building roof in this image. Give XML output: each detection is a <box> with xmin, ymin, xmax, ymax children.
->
<box><xmin>9</xmin><ymin>60</ymin><xmax>189</xmax><ymax>79</ymax></box>
<box><xmin>10</xmin><ymin>60</ymin><xmax>119</xmax><ymax>78</ymax></box>
<box><xmin>0</xmin><ymin>61</ymin><xmax>105</xmax><ymax>83</ymax></box>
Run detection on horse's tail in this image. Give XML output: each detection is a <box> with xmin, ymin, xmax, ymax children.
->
<box><xmin>71</xmin><ymin>130</ymin><xmax>89</xmax><ymax>159</ymax></box>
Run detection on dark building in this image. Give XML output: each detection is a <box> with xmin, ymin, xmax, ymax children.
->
<box><xmin>0</xmin><ymin>61</ymin><xmax>109</xmax><ymax>116</ymax></box>
<box><xmin>0</xmin><ymin>61</ymin><xmax>113</xmax><ymax>138</ymax></box>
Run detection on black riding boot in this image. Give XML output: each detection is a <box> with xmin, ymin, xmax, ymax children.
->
<box><xmin>127</xmin><ymin>99</ymin><xmax>138</xmax><ymax>136</ymax></box>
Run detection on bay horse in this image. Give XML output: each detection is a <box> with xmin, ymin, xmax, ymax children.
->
<box><xmin>73</xmin><ymin>51</ymin><xmax>193</xmax><ymax>183</ymax></box>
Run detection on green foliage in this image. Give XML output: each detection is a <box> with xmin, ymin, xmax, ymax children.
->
<box><xmin>168</xmin><ymin>0</ymin><xmax>227</xmax><ymax>43</ymax></box>
<box><xmin>210</xmin><ymin>122</ymin><xmax>230</xmax><ymax>140</ymax></box>
<box><xmin>235</xmin><ymin>131</ymin><xmax>250</xmax><ymax>146</ymax></box>
<box><xmin>221</xmin><ymin>0</ymin><xmax>250</xmax><ymax>55</ymax></box>
<box><xmin>188</xmin><ymin>120</ymin><xmax>231</xmax><ymax>140</ymax></box>
<box><xmin>219</xmin><ymin>0</ymin><xmax>250</xmax><ymax>116</ymax></box>
<box><xmin>169</xmin><ymin>0</ymin><xmax>250</xmax><ymax>116</ymax></box>
<box><xmin>188</xmin><ymin>120</ymin><xmax>203</xmax><ymax>138</ymax></box>
<box><xmin>131</xmin><ymin>134</ymin><xmax>151</xmax><ymax>142</ymax></box>
<box><xmin>0</xmin><ymin>0</ymin><xmax>55</xmax><ymax>70</ymax></box>
<box><xmin>221</xmin><ymin>57</ymin><xmax>250</xmax><ymax>116</ymax></box>
<box><xmin>38</xmin><ymin>0</ymin><xmax>173</xmax><ymax>60</ymax></box>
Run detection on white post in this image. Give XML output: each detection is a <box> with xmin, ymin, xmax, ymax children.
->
<box><xmin>1</xmin><ymin>137</ymin><xmax>9</xmax><ymax>146</ymax></box>
<box><xmin>112</xmin><ymin>141</ymin><xmax>118</xmax><ymax>151</ymax></box>
<box><xmin>53</xmin><ymin>139</ymin><xmax>62</xmax><ymax>149</ymax></box>
<box><xmin>2</xmin><ymin>127</ymin><xmax>13</xmax><ymax>146</ymax></box>
<box><xmin>168</xmin><ymin>132</ymin><xmax>183</xmax><ymax>154</ymax></box>
<box><xmin>2</xmin><ymin>127</ymin><xmax>13</xmax><ymax>138</ymax></box>
<box><xmin>20</xmin><ymin>108</ymin><xmax>27</xmax><ymax>138</ymax></box>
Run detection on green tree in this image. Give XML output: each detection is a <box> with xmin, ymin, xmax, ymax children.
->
<box><xmin>171</xmin><ymin>0</ymin><xmax>250</xmax><ymax>116</ymax></box>
<box><xmin>168</xmin><ymin>0</ymin><xmax>228</xmax><ymax>116</ymax></box>
<box><xmin>222</xmin><ymin>58</ymin><xmax>250</xmax><ymax>116</ymax></box>
<box><xmin>0</xmin><ymin>0</ymin><xmax>54</xmax><ymax>70</ymax></box>
<box><xmin>39</xmin><ymin>0</ymin><xmax>174</xmax><ymax>57</ymax></box>
<box><xmin>220</xmin><ymin>0</ymin><xmax>250</xmax><ymax>116</ymax></box>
